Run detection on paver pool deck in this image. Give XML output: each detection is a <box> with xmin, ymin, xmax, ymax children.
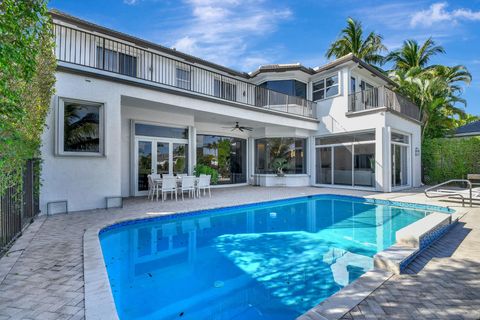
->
<box><xmin>0</xmin><ymin>186</ymin><xmax>478</xmax><ymax>320</ymax></box>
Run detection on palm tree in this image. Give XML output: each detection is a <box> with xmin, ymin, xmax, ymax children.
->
<box><xmin>427</xmin><ymin>65</ymin><xmax>472</xmax><ymax>93</ymax></box>
<box><xmin>386</xmin><ymin>38</ymin><xmax>445</xmax><ymax>71</ymax></box>
<box><xmin>326</xmin><ymin>18</ymin><xmax>386</xmax><ymax>65</ymax></box>
<box><xmin>389</xmin><ymin>68</ymin><xmax>467</xmax><ymax>139</ymax></box>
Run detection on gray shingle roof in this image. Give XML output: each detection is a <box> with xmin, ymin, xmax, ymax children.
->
<box><xmin>455</xmin><ymin>120</ymin><xmax>480</xmax><ymax>135</ymax></box>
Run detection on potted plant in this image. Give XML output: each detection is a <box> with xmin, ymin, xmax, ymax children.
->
<box><xmin>272</xmin><ymin>158</ymin><xmax>290</xmax><ymax>177</ymax></box>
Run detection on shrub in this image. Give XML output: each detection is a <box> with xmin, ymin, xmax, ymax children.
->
<box><xmin>422</xmin><ymin>137</ymin><xmax>480</xmax><ymax>184</ymax></box>
<box><xmin>193</xmin><ymin>164</ymin><xmax>219</xmax><ymax>184</ymax></box>
<box><xmin>0</xmin><ymin>0</ymin><xmax>56</xmax><ymax>194</ymax></box>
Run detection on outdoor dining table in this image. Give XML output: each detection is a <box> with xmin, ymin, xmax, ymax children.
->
<box><xmin>153</xmin><ymin>176</ymin><xmax>200</xmax><ymax>186</ymax></box>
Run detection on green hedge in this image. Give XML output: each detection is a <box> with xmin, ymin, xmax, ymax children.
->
<box><xmin>422</xmin><ymin>137</ymin><xmax>480</xmax><ymax>184</ymax></box>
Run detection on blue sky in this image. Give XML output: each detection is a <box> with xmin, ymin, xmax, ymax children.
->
<box><xmin>49</xmin><ymin>0</ymin><xmax>480</xmax><ymax>115</ymax></box>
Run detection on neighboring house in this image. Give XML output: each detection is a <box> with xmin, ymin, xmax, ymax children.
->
<box><xmin>453</xmin><ymin>120</ymin><xmax>480</xmax><ymax>137</ymax></box>
<box><xmin>41</xmin><ymin>10</ymin><xmax>422</xmax><ymax>213</ymax></box>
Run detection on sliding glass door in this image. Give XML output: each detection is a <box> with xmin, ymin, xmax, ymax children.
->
<box><xmin>315</xmin><ymin>132</ymin><xmax>376</xmax><ymax>188</ymax></box>
<box><xmin>333</xmin><ymin>145</ymin><xmax>353</xmax><ymax>185</ymax></box>
<box><xmin>316</xmin><ymin>147</ymin><xmax>331</xmax><ymax>184</ymax></box>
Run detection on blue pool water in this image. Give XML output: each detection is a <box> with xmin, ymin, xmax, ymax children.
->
<box><xmin>100</xmin><ymin>195</ymin><xmax>431</xmax><ymax>320</ymax></box>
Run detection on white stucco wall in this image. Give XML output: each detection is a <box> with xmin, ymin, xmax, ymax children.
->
<box><xmin>40</xmin><ymin>73</ymin><xmax>123</xmax><ymax>213</ymax></box>
<box><xmin>41</xmin><ymin>71</ymin><xmax>319</xmax><ymax>213</ymax></box>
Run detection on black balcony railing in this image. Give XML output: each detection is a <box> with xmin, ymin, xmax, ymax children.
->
<box><xmin>1</xmin><ymin>159</ymin><xmax>40</xmax><ymax>256</ymax></box>
<box><xmin>53</xmin><ymin>23</ymin><xmax>316</xmax><ymax>118</ymax></box>
<box><xmin>348</xmin><ymin>86</ymin><xmax>420</xmax><ymax>121</ymax></box>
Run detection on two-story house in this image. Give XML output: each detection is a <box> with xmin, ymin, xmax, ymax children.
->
<box><xmin>41</xmin><ymin>10</ymin><xmax>422</xmax><ymax>213</ymax></box>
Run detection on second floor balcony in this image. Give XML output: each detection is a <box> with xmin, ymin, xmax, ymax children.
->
<box><xmin>348</xmin><ymin>86</ymin><xmax>420</xmax><ymax>121</ymax></box>
<box><xmin>53</xmin><ymin>23</ymin><xmax>316</xmax><ymax>119</ymax></box>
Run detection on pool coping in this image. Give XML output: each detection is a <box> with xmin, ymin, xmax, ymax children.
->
<box><xmin>83</xmin><ymin>193</ymin><xmax>457</xmax><ymax>320</ymax></box>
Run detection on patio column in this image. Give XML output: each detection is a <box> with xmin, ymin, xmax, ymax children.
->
<box><xmin>248</xmin><ymin>137</ymin><xmax>255</xmax><ymax>185</ymax></box>
<box><xmin>189</xmin><ymin>126</ymin><xmax>196</xmax><ymax>175</ymax></box>
<box><xmin>384</xmin><ymin>126</ymin><xmax>392</xmax><ymax>192</ymax></box>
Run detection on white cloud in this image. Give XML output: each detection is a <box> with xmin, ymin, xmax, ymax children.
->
<box><xmin>410</xmin><ymin>2</ymin><xmax>480</xmax><ymax>27</ymax></box>
<box><xmin>123</xmin><ymin>0</ymin><xmax>139</xmax><ymax>5</ymax></box>
<box><xmin>166</xmin><ymin>0</ymin><xmax>292</xmax><ymax>70</ymax></box>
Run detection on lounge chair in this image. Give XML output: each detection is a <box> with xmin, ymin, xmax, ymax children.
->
<box><xmin>425</xmin><ymin>178</ymin><xmax>480</xmax><ymax>207</ymax></box>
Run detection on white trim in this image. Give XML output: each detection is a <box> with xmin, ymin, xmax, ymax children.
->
<box><xmin>55</xmin><ymin>97</ymin><xmax>106</xmax><ymax>157</ymax></box>
<box><xmin>390</xmin><ymin>129</ymin><xmax>412</xmax><ymax>189</ymax></box>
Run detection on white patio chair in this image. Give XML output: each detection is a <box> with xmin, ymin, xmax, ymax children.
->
<box><xmin>197</xmin><ymin>175</ymin><xmax>211</xmax><ymax>198</ymax></box>
<box><xmin>147</xmin><ymin>174</ymin><xmax>161</xmax><ymax>201</ymax></box>
<box><xmin>147</xmin><ymin>174</ymin><xmax>153</xmax><ymax>200</ymax></box>
<box><xmin>161</xmin><ymin>177</ymin><xmax>177</xmax><ymax>201</ymax></box>
<box><xmin>180</xmin><ymin>176</ymin><xmax>196</xmax><ymax>200</ymax></box>
<box><xmin>162</xmin><ymin>173</ymin><xmax>174</xmax><ymax>178</ymax></box>
<box><xmin>176</xmin><ymin>173</ymin><xmax>187</xmax><ymax>178</ymax></box>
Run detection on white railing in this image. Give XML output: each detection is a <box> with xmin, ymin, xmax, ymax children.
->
<box><xmin>53</xmin><ymin>23</ymin><xmax>316</xmax><ymax>119</ymax></box>
<box><xmin>348</xmin><ymin>86</ymin><xmax>420</xmax><ymax>121</ymax></box>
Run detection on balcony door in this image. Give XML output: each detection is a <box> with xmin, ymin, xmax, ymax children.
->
<box><xmin>134</xmin><ymin>137</ymin><xmax>188</xmax><ymax>195</ymax></box>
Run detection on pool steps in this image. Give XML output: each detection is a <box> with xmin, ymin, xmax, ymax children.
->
<box><xmin>374</xmin><ymin>212</ymin><xmax>455</xmax><ymax>275</ymax></box>
<box><xmin>298</xmin><ymin>206</ymin><xmax>459</xmax><ymax>320</ymax></box>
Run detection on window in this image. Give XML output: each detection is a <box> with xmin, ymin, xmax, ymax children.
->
<box><xmin>259</xmin><ymin>80</ymin><xmax>307</xmax><ymax>99</ymax></box>
<box><xmin>313</xmin><ymin>75</ymin><xmax>339</xmax><ymax>101</ymax></box>
<box><xmin>315</xmin><ymin>132</ymin><xmax>375</xmax><ymax>145</ymax></box>
<box><xmin>350</xmin><ymin>77</ymin><xmax>356</xmax><ymax>93</ymax></box>
<box><xmin>391</xmin><ymin>132</ymin><xmax>409</xmax><ymax>144</ymax></box>
<box><xmin>196</xmin><ymin>135</ymin><xmax>247</xmax><ymax>184</ymax></box>
<box><xmin>135</xmin><ymin>124</ymin><xmax>188</xmax><ymax>139</ymax></box>
<box><xmin>96</xmin><ymin>47</ymin><xmax>137</xmax><ymax>77</ymax></box>
<box><xmin>57</xmin><ymin>98</ymin><xmax>104</xmax><ymax>155</ymax></box>
<box><xmin>255</xmin><ymin>138</ymin><xmax>306</xmax><ymax>174</ymax></box>
<box><xmin>214</xmin><ymin>78</ymin><xmax>237</xmax><ymax>101</ymax></box>
<box><xmin>176</xmin><ymin>67</ymin><xmax>191</xmax><ymax>90</ymax></box>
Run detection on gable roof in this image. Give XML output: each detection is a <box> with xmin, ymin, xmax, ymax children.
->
<box><xmin>313</xmin><ymin>53</ymin><xmax>397</xmax><ymax>86</ymax></box>
<box><xmin>455</xmin><ymin>120</ymin><xmax>480</xmax><ymax>136</ymax></box>
<box><xmin>249</xmin><ymin>63</ymin><xmax>315</xmax><ymax>77</ymax></box>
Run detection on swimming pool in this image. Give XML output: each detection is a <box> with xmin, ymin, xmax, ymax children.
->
<box><xmin>99</xmin><ymin>195</ymin><xmax>433</xmax><ymax>320</ymax></box>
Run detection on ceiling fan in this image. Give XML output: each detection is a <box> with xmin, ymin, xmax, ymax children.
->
<box><xmin>222</xmin><ymin>122</ymin><xmax>253</xmax><ymax>132</ymax></box>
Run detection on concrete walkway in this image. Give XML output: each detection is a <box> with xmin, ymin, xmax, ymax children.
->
<box><xmin>0</xmin><ymin>186</ymin><xmax>478</xmax><ymax>320</ymax></box>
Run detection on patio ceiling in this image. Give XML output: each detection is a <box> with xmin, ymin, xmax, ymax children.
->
<box><xmin>121</xmin><ymin>95</ymin><xmax>308</xmax><ymax>130</ymax></box>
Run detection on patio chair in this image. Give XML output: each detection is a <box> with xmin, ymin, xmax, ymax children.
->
<box><xmin>176</xmin><ymin>173</ymin><xmax>187</xmax><ymax>178</ymax></box>
<box><xmin>161</xmin><ymin>177</ymin><xmax>177</xmax><ymax>202</ymax></box>
<box><xmin>197</xmin><ymin>175</ymin><xmax>211</xmax><ymax>198</ymax></box>
<box><xmin>180</xmin><ymin>176</ymin><xmax>196</xmax><ymax>200</ymax></box>
<box><xmin>147</xmin><ymin>174</ymin><xmax>161</xmax><ymax>201</ymax></box>
<box><xmin>162</xmin><ymin>173</ymin><xmax>174</xmax><ymax>178</ymax></box>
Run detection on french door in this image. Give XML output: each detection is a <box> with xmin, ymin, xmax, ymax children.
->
<box><xmin>391</xmin><ymin>144</ymin><xmax>409</xmax><ymax>188</ymax></box>
<box><xmin>135</xmin><ymin>137</ymin><xmax>188</xmax><ymax>195</ymax></box>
